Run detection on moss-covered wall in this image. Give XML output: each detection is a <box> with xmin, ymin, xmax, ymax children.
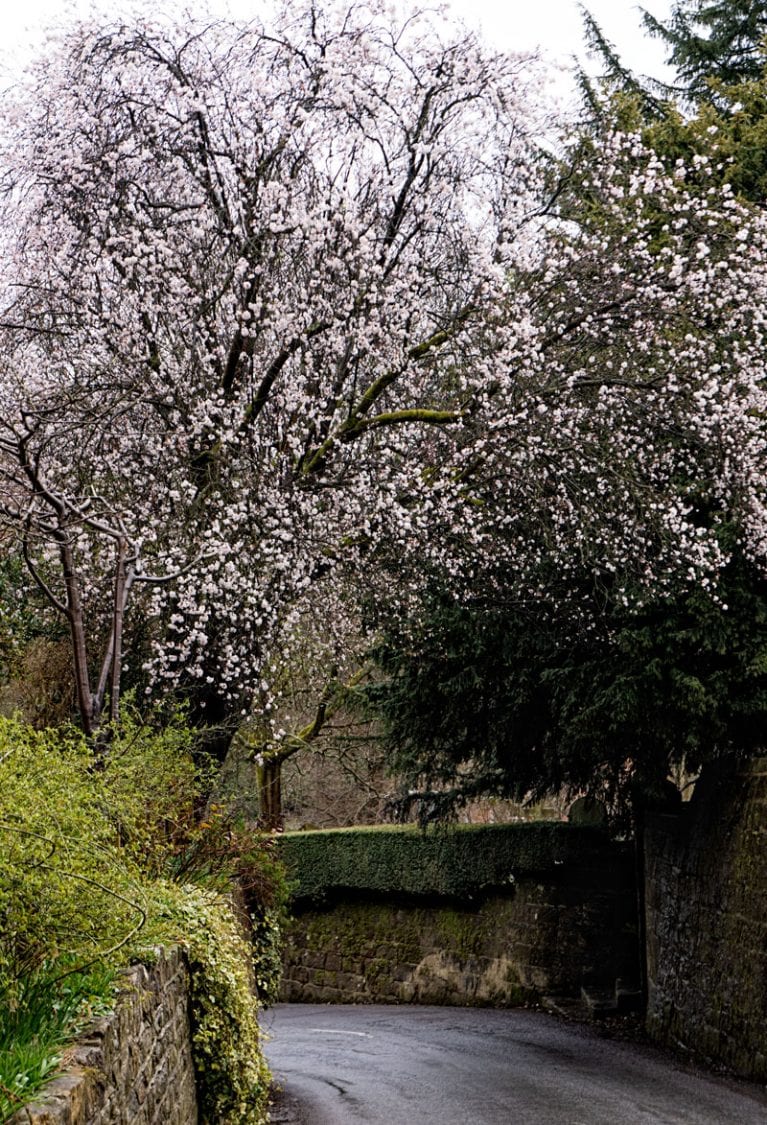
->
<box><xmin>279</xmin><ymin>824</ymin><xmax>639</xmax><ymax>1007</ymax></box>
<box><xmin>645</xmin><ymin>757</ymin><xmax>767</xmax><ymax>1081</ymax></box>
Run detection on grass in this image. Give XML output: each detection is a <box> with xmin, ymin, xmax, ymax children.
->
<box><xmin>0</xmin><ymin>964</ymin><xmax>116</xmax><ymax>1122</ymax></box>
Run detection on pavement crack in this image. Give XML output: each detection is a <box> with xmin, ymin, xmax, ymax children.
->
<box><xmin>321</xmin><ymin>1077</ymin><xmax>349</xmax><ymax>1097</ymax></box>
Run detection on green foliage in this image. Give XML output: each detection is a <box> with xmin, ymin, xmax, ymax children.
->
<box><xmin>145</xmin><ymin>884</ymin><xmax>271</xmax><ymax>1125</ymax></box>
<box><xmin>100</xmin><ymin>704</ymin><xmax>211</xmax><ymax>876</ymax></box>
<box><xmin>642</xmin><ymin>0</ymin><xmax>767</xmax><ymax>103</ymax></box>
<box><xmin>639</xmin><ymin>76</ymin><xmax>767</xmax><ymax>203</ymax></box>
<box><xmin>578</xmin><ymin>8</ymin><xmax>662</xmax><ymax>120</ymax></box>
<box><xmin>533</xmin><ymin>7</ymin><xmax>767</xmax><ymax>821</ymax></box>
<box><xmin>368</xmin><ymin>597</ymin><xmax>555</xmax><ymax>819</ymax></box>
<box><xmin>369</xmin><ymin>554</ymin><xmax>767</xmax><ymax>821</ymax></box>
<box><xmin>0</xmin><ymin>963</ymin><xmax>116</xmax><ymax>1121</ymax></box>
<box><xmin>580</xmin><ymin>1</ymin><xmax>767</xmax><ymax>113</ymax></box>
<box><xmin>238</xmin><ymin>842</ymin><xmax>292</xmax><ymax>1007</ymax></box>
<box><xmin>542</xmin><ymin>557</ymin><xmax>767</xmax><ymax>786</ymax></box>
<box><xmin>577</xmin><ymin>2</ymin><xmax>767</xmax><ymax>216</ymax></box>
<box><xmin>0</xmin><ymin>718</ymin><xmax>148</xmax><ymax>991</ymax></box>
<box><xmin>277</xmin><ymin>822</ymin><xmax>616</xmax><ymax>902</ymax></box>
<box><xmin>0</xmin><ymin>714</ymin><xmax>285</xmax><ymax>1123</ymax></box>
<box><xmin>105</xmin><ymin>708</ymin><xmax>291</xmax><ymax>1009</ymax></box>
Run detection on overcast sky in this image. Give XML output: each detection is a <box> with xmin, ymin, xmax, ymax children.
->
<box><xmin>454</xmin><ymin>0</ymin><xmax>673</xmax><ymax>76</ymax></box>
<box><xmin>0</xmin><ymin>0</ymin><xmax>675</xmax><ymax>87</ymax></box>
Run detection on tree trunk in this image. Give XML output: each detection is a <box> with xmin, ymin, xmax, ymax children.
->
<box><xmin>257</xmin><ymin>757</ymin><xmax>284</xmax><ymax>831</ymax></box>
<box><xmin>59</xmin><ymin>538</ymin><xmax>96</xmax><ymax>737</ymax></box>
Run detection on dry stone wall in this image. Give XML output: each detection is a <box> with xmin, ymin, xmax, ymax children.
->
<box><xmin>9</xmin><ymin>949</ymin><xmax>198</xmax><ymax>1125</ymax></box>
<box><xmin>644</xmin><ymin>757</ymin><xmax>767</xmax><ymax>1081</ymax></box>
<box><xmin>280</xmin><ymin>827</ymin><xmax>639</xmax><ymax>1008</ymax></box>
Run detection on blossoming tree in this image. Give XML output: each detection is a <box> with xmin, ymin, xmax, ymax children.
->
<box><xmin>2</xmin><ymin>3</ymin><xmax>767</xmax><ymax>824</ymax></box>
<box><xmin>368</xmin><ymin>124</ymin><xmax>767</xmax><ymax>818</ymax></box>
<box><xmin>0</xmin><ymin>2</ymin><xmax>547</xmax><ymax>748</ymax></box>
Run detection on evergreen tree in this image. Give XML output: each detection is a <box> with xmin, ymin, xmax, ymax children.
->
<box><xmin>578</xmin><ymin>8</ymin><xmax>664</xmax><ymax>118</ymax></box>
<box><xmin>642</xmin><ymin>1</ymin><xmax>767</xmax><ymax>101</ymax></box>
<box><xmin>581</xmin><ymin>1</ymin><xmax>767</xmax><ymax>108</ymax></box>
<box><xmin>371</xmin><ymin>552</ymin><xmax>767</xmax><ymax>824</ymax></box>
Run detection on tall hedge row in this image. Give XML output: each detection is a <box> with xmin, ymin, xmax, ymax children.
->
<box><xmin>277</xmin><ymin>822</ymin><xmax>626</xmax><ymax>902</ymax></box>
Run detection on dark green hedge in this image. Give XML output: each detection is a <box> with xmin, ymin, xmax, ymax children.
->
<box><xmin>277</xmin><ymin>822</ymin><xmax>628</xmax><ymax>902</ymax></box>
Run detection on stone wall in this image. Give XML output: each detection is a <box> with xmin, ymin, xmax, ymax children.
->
<box><xmin>645</xmin><ymin>757</ymin><xmax>767</xmax><ymax>1081</ymax></box>
<box><xmin>280</xmin><ymin>829</ymin><xmax>639</xmax><ymax>1008</ymax></box>
<box><xmin>9</xmin><ymin>949</ymin><xmax>198</xmax><ymax>1125</ymax></box>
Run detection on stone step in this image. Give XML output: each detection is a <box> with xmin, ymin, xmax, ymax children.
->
<box><xmin>581</xmin><ymin>985</ymin><xmax>619</xmax><ymax>1017</ymax></box>
<box><xmin>543</xmin><ymin>979</ymin><xmax>643</xmax><ymax>1023</ymax></box>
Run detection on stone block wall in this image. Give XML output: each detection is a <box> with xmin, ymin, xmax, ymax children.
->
<box><xmin>9</xmin><ymin>949</ymin><xmax>198</xmax><ymax>1125</ymax></box>
<box><xmin>281</xmin><ymin>836</ymin><xmax>639</xmax><ymax>1007</ymax></box>
<box><xmin>645</xmin><ymin>757</ymin><xmax>767</xmax><ymax>1081</ymax></box>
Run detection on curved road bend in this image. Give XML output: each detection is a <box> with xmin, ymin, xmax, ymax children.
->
<box><xmin>262</xmin><ymin>1003</ymin><xmax>767</xmax><ymax>1125</ymax></box>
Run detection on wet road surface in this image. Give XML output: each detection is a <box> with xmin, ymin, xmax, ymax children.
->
<box><xmin>262</xmin><ymin>1004</ymin><xmax>767</xmax><ymax>1124</ymax></box>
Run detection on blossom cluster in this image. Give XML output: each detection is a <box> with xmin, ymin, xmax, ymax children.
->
<box><xmin>0</xmin><ymin>3</ymin><xmax>765</xmax><ymax>731</ymax></box>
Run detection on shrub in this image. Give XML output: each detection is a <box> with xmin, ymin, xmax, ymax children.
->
<box><xmin>100</xmin><ymin>705</ymin><xmax>211</xmax><ymax>877</ymax></box>
<box><xmin>0</xmin><ymin>719</ymin><xmax>147</xmax><ymax>993</ymax></box>
<box><xmin>277</xmin><ymin>821</ymin><xmax>620</xmax><ymax>903</ymax></box>
<box><xmin>0</xmin><ymin>714</ymin><xmax>285</xmax><ymax>1124</ymax></box>
<box><xmin>147</xmin><ymin>884</ymin><xmax>271</xmax><ymax>1124</ymax></box>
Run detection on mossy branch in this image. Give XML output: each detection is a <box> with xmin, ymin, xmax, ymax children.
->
<box><xmin>340</xmin><ymin>408</ymin><xmax>461</xmax><ymax>438</ymax></box>
<box><xmin>301</xmin><ymin>308</ymin><xmax>475</xmax><ymax>475</ymax></box>
<box><xmin>258</xmin><ymin>665</ymin><xmax>371</xmax><ymax>767</ymax></box>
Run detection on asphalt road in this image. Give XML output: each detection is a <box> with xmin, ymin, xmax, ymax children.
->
<box><xmin>262</xmin><ymin>1004</ymin><xmax>767</xmax><ymax>1124</ymax></box>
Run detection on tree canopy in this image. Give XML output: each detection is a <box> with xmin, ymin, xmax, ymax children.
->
<box><xmin>368</xmin><ymin>6</ymin><xmax>767</xmax><ymax>820</ymax></box>
<box><xmin>643</xmin><ymin>0</ymin><xmax>767</xmax><ymax>101</ymax></box>
<box><xmin>371</xmin><ymin>547</ymin><xmax>767</xmax><ymax>822</ymax></box>
<box><xmin>0</xmin><ymin>3</ymin><xmax>549</xmax><ymax>738</ymax></box>
<box><xmin>2</xmin><ymin>3</ymin><xmax>767</xmax><ymax>822</ymax></box>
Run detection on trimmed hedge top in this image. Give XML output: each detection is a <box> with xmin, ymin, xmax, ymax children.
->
<box><xmin>276</xmin><ymin>822</ymin><xmax>627</xmax><ymax>902</ymax></box>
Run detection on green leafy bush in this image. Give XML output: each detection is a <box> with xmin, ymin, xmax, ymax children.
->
<box><xmin>148</xmin><ymin>884</ymin><xmax>271</xmax><ymax>1124</ymax></box>
<box><xmin>277</xmin><ymin>821</ymin><xmax>622</xmax><ymax>903</ymax></box>
<box><xmin>100</xmin><ymin>705</ymin><xmax>213</xmax><ymax>876</ymax></box>
<box><xmin>0</xmin><ymin>714</ymin><xmax>285</xmax><ymax>1124</ymax></box>
<box><xmin>0</xmin><ymin>719</ymin><xmax>147</xmax><ymax>993</ymax></box>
